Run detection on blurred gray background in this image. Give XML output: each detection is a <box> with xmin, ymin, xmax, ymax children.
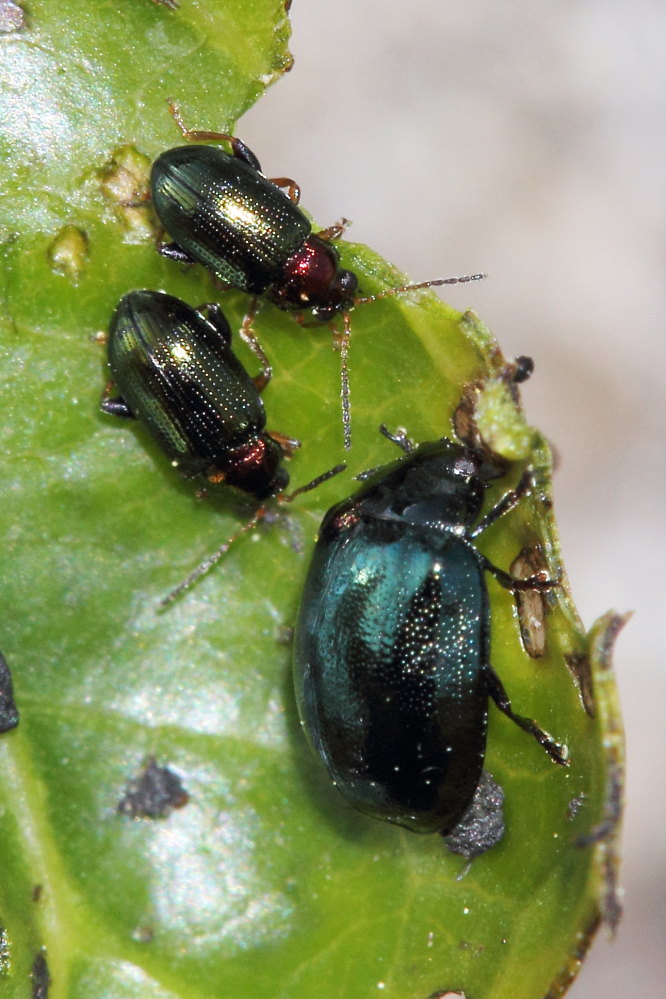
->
<box><xmin>243</xmin><ymin>1</ymin><xmax>665</xmax><ymax>996</ymax></box>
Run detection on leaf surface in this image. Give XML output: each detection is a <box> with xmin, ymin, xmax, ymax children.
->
<box><xmin>0</xmin><ymin>3</ymin><xmax>623</xmax><ymax>997</ymax></box>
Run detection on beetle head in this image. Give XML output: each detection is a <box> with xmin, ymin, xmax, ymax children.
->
<box><xmin>214</xmin><ymin>436</ymin><xmax>289</xmax><ymax>500</ymax></box>
<box><xmin>271</xmin><ymin>235</ymin><xmax>358</xmax><ymax>319</ymax></box>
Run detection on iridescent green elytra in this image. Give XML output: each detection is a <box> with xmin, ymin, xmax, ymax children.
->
<box><xmin>103</xmin><ymin>290</ymin><xmax>287</xmax><ymax>499</ymax></box>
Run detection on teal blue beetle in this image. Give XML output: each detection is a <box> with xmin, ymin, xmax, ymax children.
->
<box><xmin>150</xmin><ymin>104</ymin><xmax>484</xmax><ymax>449</ymax></box>
<box><xmin>102</xmin><ymin>290</ymin><xmax>289</xmax><ymax>500</ymax></box>
<box><xmin>293</xmin><ymin>427</ymin><xmax>568</xmax><ymax>837</ymax></box>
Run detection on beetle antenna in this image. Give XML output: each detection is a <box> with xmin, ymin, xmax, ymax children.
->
<box><xmin>159</xmin><ymin>463</ymin><xmax>346</xmax><ymax>609</ymax></box>
<box><xmin>335</xmin><ymin>313</ymin><xmax>352</xmax><ymax>451</ymax></box>
<box><xmin>355</xmin><ymin>426</ymin><xmax>414</xmax><ymax>480</ymax></box>
<box><xmin>284</xmin><ymin>463</ymin><xmax>347</xmax><ymax>501</ymax></box>
<box><xmin>380</xmin><ymin>424</ymin><xmax>416</xmax><ymax>454</ymax></box>
<box><xmin>354</xmin><ymin>273</ymin><xmax>486</xmax><ymax>307</ymax></box>
<box><xmin>159</xmin><ymin>508</ymin><xmax>268</xmax><ymax>609</ymax></box>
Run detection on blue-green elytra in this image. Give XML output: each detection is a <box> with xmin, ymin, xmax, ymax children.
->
<box><xmin>293</xmin><ymin>423</ymin><xmax>568</xmax><ymax>840</ymax></box>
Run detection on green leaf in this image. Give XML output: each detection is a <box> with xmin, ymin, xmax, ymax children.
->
<box><xmin>0</xmin><ymin>2</ymin><xmax>624</xmax><ymax>998</ymax></box>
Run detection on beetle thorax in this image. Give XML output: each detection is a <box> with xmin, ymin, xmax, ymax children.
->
<box><xmin>354</xmin><ymin>442</ymin><xmax>488</xmax><ymax>534</ymax></box>
<box><xmin>211</xmin><ymin>435</ymin><xmax>288</xmax><ymax>499</ymax></box>
<box><xmin>269</xmin><ymin>234</ymin><xmax>358</xmax><ymax>319</ymax></box>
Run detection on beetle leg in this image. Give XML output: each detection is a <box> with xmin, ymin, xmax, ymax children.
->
<box><xmin>470</xmin><ymin>469</ymin><xmax>534</xmax><ymax>537</ymax></box>
<box><xmin>317</xmin><ymin>218</ymin><xmax>352</xmax><ymax>241</ymax></box>
<box><xmin>100</xmin><ymin>376</ymin><xmax>134</xmax><ymax>419</ymax></box>
<box><xmin>238</xmin><ymin>298</ymin><xmax>272</xmax><ymax>391</ymax></box>
<box><xmin>481</xmin><ymin>556</ymin><xmax>559</xmax><ymax>593</ymax></box>
<box><xmin>222</xmin><ymin>137</ymin><xmax>262</xmax><ymax>172</ymax></box>
<box><xmin>156</xmin><ymin>240</ymin><xmax>197</xmax><ymax>265</ymax></box>
<box><xmin>154</xmin><ymin>223</ymin><xmax>195</xmax><ymax>265</ymax></box>
<box><xmin>266</xmin><ymin>430</ymin><xmax>302</xmax><ymax>457</ymax></box>
<box><xmin>484</xmin><ymin>664</ymin><xmax>569</xmax><ymax>765</ymax></box>
<box><xmin>268</xmin><ymin>177</ymin><xmax>301</xmax><ymax>204</ymax></box>
<box><xmin>167</xmin><ymin>101</ymin><xmax>262</xmax><ymax>171</ymax></box>
<box><xmin>196</xmin><ymin>303</ymin><xmax>232</xmax><ymax>348</ymax></box>
<box><xmin>101</xmin><ymin>394</ymin><xmax>134</xmax><ymax>419</ymax></box>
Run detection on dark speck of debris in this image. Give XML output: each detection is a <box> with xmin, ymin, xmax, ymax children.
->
<box><xmin>118</xmin><ymin>757</ymin><xmax>189</xmax><ymax>819</ymax></box>
<box><xmin>131</xmin><ymin>924</ymin><xmax>155</xmax><ymax>944</ymax></box>
<box><xmin>276</xmin><ymin>624</ymin><xmax>294</xmax><ymax>646</ymax></box>
<box><xmin>442</xmin><ymin>770</ymin><xmax>505</xmax><ymax>860</ymax></box>
<box><xmin>0</xmin><ymin>651</ymin><xmax>19</xmax><ymax>732</ymax></box>
<box><xmin>31</xmin><ymin>950</ymin><xmax>50</xmax><ymax>999</ymax></box>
